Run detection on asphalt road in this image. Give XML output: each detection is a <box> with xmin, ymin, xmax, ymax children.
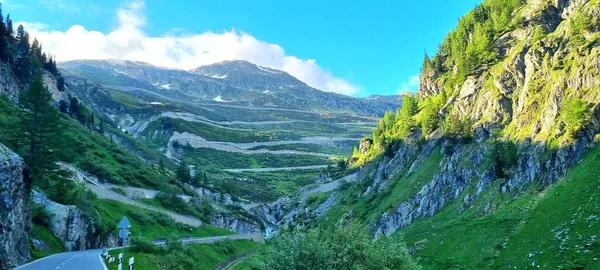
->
<box><xmin>15</xmin><ymin>249</ymin><xmax>106</xmax><ymax>270</ymax></box>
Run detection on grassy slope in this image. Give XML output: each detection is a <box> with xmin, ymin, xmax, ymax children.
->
<box><xmin>104</xmin><ymin>240</ymin><xmax>261</xmax><ymax>270</ymax></box>
<box><xmin>399</xmin><ymin>145</ymin><xmax>600</xmax><ymax>269</ymax></box>
<box><xmin>94</xmin><ymin>200</ymin><xmax>231</xmax><ymax>240</ymax></box>
<box><xmin>30</xmin><ymin>224</ymin><xmax>67</xmax><ymax>260</ymax></box>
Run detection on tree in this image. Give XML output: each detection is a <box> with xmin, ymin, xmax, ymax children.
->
<box><xmin>14</xmin><ymin>25</ymin><xmax>31</xmax><ymax>81</ymax></box>
<box><xmin>265</xmin><ymin>223</ymin><xmax>420</xmax><ymax>270</ymax></box>
<box><xmin>98</xmin><ymin>118</ymin><xmax>104</xmax><ymax>134</ymax></box>
<box><xmin>158</xmin><ymin>157</ymin><xmax>165</xmax><ymax>172</ymax></box>
<box><xmin>5</xmin><ymin>14</ymin><xmax>12</xmax><ymax>36</ymax></box>
<box><xmin>17</xmin><ymin>73</ymin><xmax>63</xmax><ymax>184</ymax></box>
<box><xmin>395</xmin><ymin>95</ymin><xmax>418</xmax><ymax>138</ymax></box>
<box><xmin>561</xmin><ymin>99</ymin><xmax>590</xmax><ymax>137</ymax></box>
<box><xmin>69</xmin><ymin>96</ymin><xmax>82</xmax><ymax>121</ymax></box>
<box><xmin>58</xmin><ymin>100</ymin><xmax>68</xmax><ymax>113</ymax></box>
<box><xmin>176</xmin><ymin>161</ymin><xmax>191</xmax><ymax>184</ymax></box>
<box><xmin>0</xmin><ymin>7</ymin><xmax>7</xmax><ymax>61</ymax></box>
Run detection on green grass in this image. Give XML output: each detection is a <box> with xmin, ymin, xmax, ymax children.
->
<box><xmin>146</xmin><ymin>117</ymin><xmax>289</xmax><ymax>143</ymax></box>
<box><xmin>249</xmin><ymin>143</ymin><xmax>354</xmax><ymax>156</ymax></box>
<box><xmin>182</xmin><ymin>147</ymin><xmax>333</xmax><ymax>174</ymax></box>
<box><xmin>30</xmin><ymin>224</ymin><xmax>67</xmax><ymax>260</ymax></box>
<box><xmin>231</xmin><ymin>253</ymin><xmax>266</xmax><ymax>270</ymax></box>
<box><xmin>94</xmin><ymin>200</ymin><xmax>231</xmax><ymax>240</ymax></box>
<box><xmin>104</xmin><ymin>240</ymin><xmax>261</xmax><ymax>270</ymax></box>
<box><xmin>224</xmin><ymin>169</ymin><xmax>322</xmax><ymax>202</ymax></box>
<box><xmin>398</xmin><ymin>144</ymin><xmax>600</xmax><ymax>269</ymax></box>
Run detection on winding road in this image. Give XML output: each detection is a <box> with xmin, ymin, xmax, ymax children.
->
<box><xmin>15</xmin><ymin>249</ymin><xmax>107</xmax><ymax>270</ymax></box>
<box><xmin>15</xmin><ymin>233</ymin><xmax>264</xmax><ymax>270</ymax></box>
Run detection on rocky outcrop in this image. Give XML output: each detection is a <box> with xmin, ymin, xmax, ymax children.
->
<box><xmin>0</xmin><ymin>63</ymin><xmax>21</xmax><ymax>103</ymax></box>
<box><xmin>32</xmin><ymin>191</ymin><xmax>117</xmax><ymax>251</ymax></box>
<box><xmin>0</xmin><ymin>144</ymin><xmax>30</xmax><ymax>269</ymax></box>
<box><xmin>210</xmin><ymin>212</ymin><xmax>262</xmax><ymax>234</ymax></box>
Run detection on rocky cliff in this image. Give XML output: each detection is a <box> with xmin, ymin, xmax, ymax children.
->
<box><xmin>0</xmin><ymin>144</ymin><xmax>30</xmax><ymax>269</ymax></box>
<box><xmin>325</xmin><ymin>0</ymin><xmax>600</xmax><ymax>238</ymax></box>
<box><xmin>32</xmin><ymin>191</ymin><xmax>117</xmax><ymax>251</ymax></box>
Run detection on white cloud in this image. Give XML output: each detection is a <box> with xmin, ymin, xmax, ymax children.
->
<box><xmin>20</xmin><ymin>1</ymin><xmax>359</xmax><ymax>96</ymax></box>
<box><xmin>397</xmin><ymin>74</ymin><xmax>420</xmax><ymax>94</ymax></box>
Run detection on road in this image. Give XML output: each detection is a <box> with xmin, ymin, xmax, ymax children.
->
<box><xmin>14</xmin><ymin>233</ymin><xmax>264</xmax><ymax>270</ymax></box>
<box><xmin>15</xmin><ymin>249</ymin><xmax>106</xmax><ymax>270</ymax></box>
<box><xmin>225</xmin><ymin>165</ymin><xmax>332</xmax><ymax>173</ymax></box>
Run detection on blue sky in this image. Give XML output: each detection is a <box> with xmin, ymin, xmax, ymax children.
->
<box><xmin>3</xmin><ymin>0</ymin><xmax>481</xmax><ymax>97</ymax></box>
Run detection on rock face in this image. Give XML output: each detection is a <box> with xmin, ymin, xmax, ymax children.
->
<box><xmin>32</xmin><ymin>191</ymin><xmax>116</xmax><ymax>251</ymax></box>
<box><xmin>0</xmin><ymin>144</ymin><xmax>30</xmax><ymax>269</ymax></box>
<box><xmin>349</xmin><ymin>0</ymin><xmax>600</xmax><ymax>238</ymax></box>
<box><xmin>0</xmin><ymin>63</ymin><xmax>21</xmax><ymax>103</ymax></box>
<box><xmin>210</xmin><ymin>213</ymin><xmax>262</xmax><ymax>234</ymax></box>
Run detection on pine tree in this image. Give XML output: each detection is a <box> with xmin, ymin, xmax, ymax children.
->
<box><xmin>59</xmin><ymin>100</ymin><xmax>68</xmax><ymax>113</ymax></box>
<box><xmin>5</xmin><ymin>14</ymin><xmax>12</xmax><ymax>36</ymax></box>
<box><xmin>98</xmin><ymin>119</ymin><xmax>105</xmax><ymax>134</ymax></box>
<box><xmin>176</xmin><ymin>161</ymin><xmax>191</xmax><ymax>184</ymax></box>
<box><xmin>202</xmin><ymin>172</ymin><xmax>209</xmax><ymax>187</ymax></box>
<box><xmin>88</xmin><ymin>112</ymin><xmax>95</xmax><ymax>130</ymax></box>
<box><xmin>158</xmin><ymin>157</ymin><xmax>165</xmax><ymax>172</ymax></box>
<box><xmin>17</xmin><ymin>73</ymin><xmax>64</xmax><ymax>184</ymax></box>
<box><xmin>69</xmin><ymin>96</ymin><xmax>82</xmax><ymax>120</ymax></box>
<box><xmin>14</xmin><ymin>25</ymin><xmax>31</xmax><ymax>81</ymax></box>
<box><xmin>0</xmin><ymin>6</ymin><xmax>8</xmax><ymax>61</ymax></box>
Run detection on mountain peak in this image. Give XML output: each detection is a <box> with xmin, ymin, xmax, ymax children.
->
<box><xmin>191</xmin><ymin>60</ymin><xmax>287</xmax><ymax>78</ymax></box>
<box><xmin>190</xmin><ymin>60</ymin><xmax>305</xmax><ymax>89</ymax></box>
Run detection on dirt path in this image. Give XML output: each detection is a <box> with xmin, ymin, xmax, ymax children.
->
<box><xmin>169</xmin><ymin>132</ymin><xmax>354</xmax><ymax>157</ymax></box>
<box><xmin>225</xmin><ymin>165</ymin><xmax>332</xmax><ymax>173</ymax></box>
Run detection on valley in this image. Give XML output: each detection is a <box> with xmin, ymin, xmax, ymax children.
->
<box><xmin>1</xmin><ymin>0</ymin><xmax>600</xmax><ymax>269</ymax></box>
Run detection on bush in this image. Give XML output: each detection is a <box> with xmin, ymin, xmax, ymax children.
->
<box><xmin>265</xmin><ymin>223</ymin><xmax>420</xmax><ymax>270</ymax></box>
<box><xmin>165</xmin><ymin>234</ymin><xmax>183</xmax><ymax>252</ymax></box>
<box><xmin>32</xmin><ymin>204</ymin><xmax>51</xmax><ymax>226</ymax></box>
<box><xmin>130</xmin><ymin>236</ymin><xmax>159</xmax><ymax>254</ymax></box>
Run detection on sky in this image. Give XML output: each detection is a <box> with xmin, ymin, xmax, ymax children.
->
<box><xmin>1</xmin><ymin>0</ymin><xmax>481</xmax><ymax>97</ymax></box>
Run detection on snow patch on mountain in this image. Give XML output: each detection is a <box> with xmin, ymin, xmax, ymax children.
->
<box><xmin>214</xmin><ymin>95</ymin><xmax>228</xmax><ymax>102</ymax></box>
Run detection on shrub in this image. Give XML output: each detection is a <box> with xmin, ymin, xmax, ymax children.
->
<box><xmin>130</xmin><ymin>236</ymin><xmax>159</xmax><ymax>254</ymax></box>
<box><xmin>265</xmin><ymin>223</ymin><xmax>420</xmax><ymax>270</ymax></box>
<box><xmin>32</xmin><ymin>204</ymin><xmax>51</xmax><ymax>226</ymax></box>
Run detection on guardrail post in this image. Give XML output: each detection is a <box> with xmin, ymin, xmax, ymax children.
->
<box><xmin>118</xmin><ymin>253</ymin><xmax>123</xmax><ymax>270</ymax></box>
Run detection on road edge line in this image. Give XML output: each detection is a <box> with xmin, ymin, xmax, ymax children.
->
<box><xmin>99</xmin><ymin>252</ymin><xmax>108</xmax><ymax>270</ymax></box>
<box><xmin>13</xmin><ymin>252</ymin><xmax>65</xmax><ymax>269</ymax></box>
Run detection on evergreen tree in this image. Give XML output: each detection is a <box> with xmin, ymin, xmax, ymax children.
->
<box><xmin>0</xmin><ymin>6</ymin><xmax>7</xmax><ymax>61</ymax></box>
<box><xmin>14</xmin><ymin>25</ymin><xmax>31</xmax><ymax>81</ymax></box>
<box><xmin>69</xmin><ymin>96</ymin><xmax>82</xmax><ymax>120</ymax></box>
<box><xmin>5</xmin><ymin>14</ymin><xmax>12</xmax><ymax>36</ymax></box>
<box><xmin>17</xmin><ymin>73</ymin><xmax>63</xmax><ymax>184</ymax></box>
<box><xmin>394</xmin><ymin>95</ymin><xmax>418</xmax><ymax>138</ymax></box>
<box><xmin>58</xmin><ymin>100</ymin><xmax>68</xmax><ymax>113</ymax></box>
<box><xmin>158</xmin><ymin>157</ymin><xmax>165</xmax><ymax>172</ymax></box>
<box><xmin>176</xmin><ymin>161</ymin><xmax>191</xmax><ymax>184</ymax></box>
<box><xmin>56</xmin><ymin>75</ymin><xmax>65</xmax><ymax>92</ymax></box>
<box><xmin>98</xmin><ymin>118</ymin><xmax>104</xmax><ymax>134</ymax></box>
<box><xmin>202</xmin><ymin>172</ymin><xmax>209</xmax><ymax>187</ymax></box>
<box><xmin>88</xmin><ymin>112</ymin><xmax>95</xmax><ymax>130</ymax></box>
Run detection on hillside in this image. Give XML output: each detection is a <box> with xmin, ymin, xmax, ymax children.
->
<box><xmin>267</xmin><ymin>0</ymin><xmax>600</xmax><ymax>269</ymax></box>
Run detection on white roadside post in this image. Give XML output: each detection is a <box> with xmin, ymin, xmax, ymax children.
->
<box><xmin>118</xmin><ymin>253</ymin><xmax>123</xmax><ymax>270</ymax></box>
<box><xmin>129</xmin><ymin>257</ymin><xmax>135</xmax><ymax>270</ymax></box>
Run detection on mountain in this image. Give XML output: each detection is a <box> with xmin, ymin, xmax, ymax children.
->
<box><xmin>284</xmin><ymin>0</ymin><xmax>600</xmax><ymax>269</ymax></box>
<box><xmin>60</xmin><ymin>59</ymin><xmax>401</xmax><ymax>116</ymax></box>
